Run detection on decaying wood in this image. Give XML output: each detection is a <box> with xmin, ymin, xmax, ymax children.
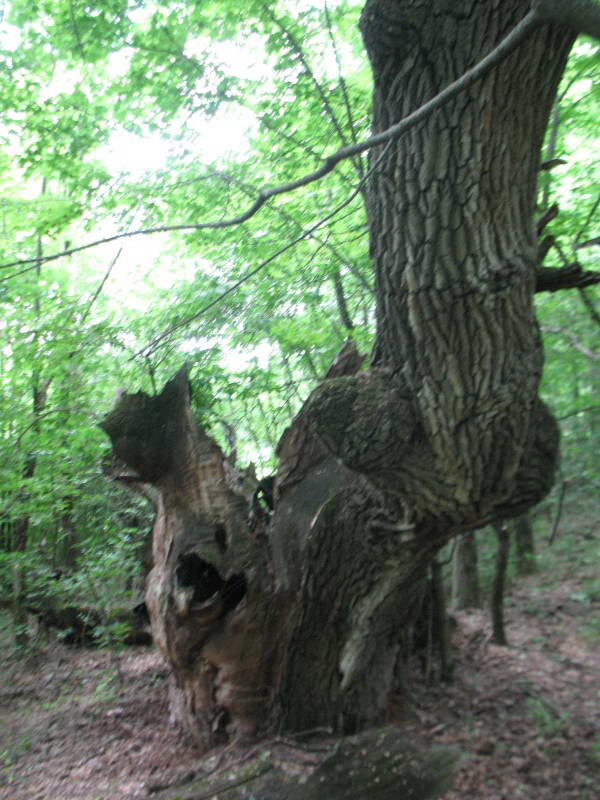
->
<box><xmin>102</xmin><ymin>367</ymin><xmax>274</xmax><ymax>747</ymax></box>
<box><xmin>99</xmin><ymin>0</ymin><xmax>581</xmax><ymax>786</ymax></box>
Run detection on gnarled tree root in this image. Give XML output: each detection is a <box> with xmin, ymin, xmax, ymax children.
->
<box><xmin>150</xmin><ymin>726</ymin><xmax>459</xmax><ymax>800</ymax></box>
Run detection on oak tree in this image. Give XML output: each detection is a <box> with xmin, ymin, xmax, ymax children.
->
<box><xmin>94</xmin><ymin>0</ymin><xmax>600</xmax><ymax>796</ymax></box>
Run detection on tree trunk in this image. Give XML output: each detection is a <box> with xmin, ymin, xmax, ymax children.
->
<box><xmin>430</xmin><ymin>560</ymin><xmax>453</xmax><ymax>682</ymax></box>
<box><xmin>102</xmin><ymin>0</ymin><xmax>572</xmax><ymax>778</ymax></box>
<box><xmin>11</xmin><ymin>562</ymin><xmax>29</xmax><ymax>649</ymax></box>
<box><xmin>451</xmin><ymin>533</ymin><xmax>481</xmax><ymax>610</ymax></box>
<box><xmin>10</xmin><ymin>205</ymin><xmax>51</xmax><ymax>648</ymax></box>
<box><xmin>514</xmin><ymin>513</ymin><xmax>536</xmax><ymax>575</ymax></box>
<box><xmin>491</xmin><ymin>522</ymin><xmax>511</xmax><ymax>646</ymax></box>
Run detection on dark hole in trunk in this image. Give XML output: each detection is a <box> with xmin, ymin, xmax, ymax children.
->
<box><xmin>175</xmin><ymin>554</ymin><xmax>247</xmax><ymax>614</ymax></box>
<box><xmin>133</xmin><ymin>601</ymin><xmax>150</xmax><ymax>627</ymax></box>
<box><xmin>176</xmin><ymin>553</ymin><xmax>224</xmax><ymax>602</ymax></box>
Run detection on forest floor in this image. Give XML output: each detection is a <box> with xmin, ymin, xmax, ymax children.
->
<box><xmin>1</xmin><ymin>514</ymin><xmax>599</xmax><ymax>799</ymax></box>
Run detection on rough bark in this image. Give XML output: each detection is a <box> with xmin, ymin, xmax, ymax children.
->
<box><xmin>101</xmin><ymin>0</ymin><xmax>574</xmax><ymax>779</ymax></box>
<box><xmin>103</xmin><ymin>350</ymin><xmax>430</xmax><ymax>745</ymax></box>
<box><xmin>309</xmin><ymin>0</ymin><xmax>566</xmax><ymax>534</ymax></box>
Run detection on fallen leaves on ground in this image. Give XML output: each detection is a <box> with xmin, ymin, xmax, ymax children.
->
<box><xmin>1</xmin><ymin>565</ymin><xmax>598</xmax><ymax>799</ymax></box>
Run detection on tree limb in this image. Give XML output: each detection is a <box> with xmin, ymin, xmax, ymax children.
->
<box><xmin>133</xmin><ymin>169</ymin><xmax>373</xmax><ymax>358</ymax></box>
<box><xmin>557</xmin><ymin>404</ymin><xmax>600</xmax><ymax>421</ymax></box>
<box><xmin>541</xmin><ymin>325</ymin><xmax>599</xmax><ymax>360</ymax></box>
<box><xmin>539</xmin><ymin>157</ymin><xmax>567</xmax><ymax>171</ymax></box>
<box><xmin>533</xmin><ymin>0</ymin><xmax>600</xmax><ymax>41</ymax></box>
<box><xmin>575</xmin><ymin>235</ymin><xmax>600</xmax><ymax>250</ymax></box>
<box><xmin>575</xmin><ymin>194</ymin><xmax>600</xmax><ymax>246</ymax></box>
<box><xmin>535</xmin><ymin>263</ymin><xmax>600</xmax><ymax>292</ymax></box>
<box><xmin>536</xmin><ymin>203</ymin><xmax>559</xmax><ymax>235</ymax></box>
<box><xmin>578</xmin><ymin>288</ymin><xmax>600</xmax><ymax>327</ymax></box>
<box><xmin>537</xmin><ymin>234</ymin><xmax>555</xmax><ymax>263</ymax></box>
<box><xmin>323</xmin><ymin>2</ymin><xmax>366</xmax><ymax>181</ymax></box>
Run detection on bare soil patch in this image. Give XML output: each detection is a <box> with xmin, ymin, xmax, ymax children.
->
<box><xmin>1</xmin><ymin>540</ymin><xmax>598</xmax><ymax>799</ymax></box>
<box><xmin>0</xmin><ymin>647</ymin><xmax>200</xmax><ymax>800</ymax></box>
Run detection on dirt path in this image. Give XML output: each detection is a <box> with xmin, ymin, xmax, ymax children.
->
<box><xmin>1</xmin><ymin>542</ymin><xmax>599</xmax><ymax>799</ymax></box>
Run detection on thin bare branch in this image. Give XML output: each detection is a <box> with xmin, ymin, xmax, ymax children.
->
<box><xmin>137</xmin><ymin>138</ymin><xmax>394</xmax><ymax>359</ymax></box>
<box><xmin>261</xmin><ymin>5</ymin><xmax>352</xmax><ymax>155</ymax></box>
<box><xmin>14</xmin><ymin>407</ymin><xmax>71</xmax><ymax>445</ymax></box>
<box><xmin>541</xmin><ymin>324</ymin><xmax>599</xmax><ymax>360</ymax></box>
<box><xmin>557</xmin><ymin>404</ymin><xmax>600</xmax><ymax>421</ymax></box>
<box><xmin>258</xmin><ymin>114</ymin><xmax>338</xmax><ymax>171</ymax></box>
<box><xmin>0</xmin><ymin>8</ymin><xmax>543</xmax><ymax>276</ymax></box>
<box><xmin>323</xmin><ymin>2</ymin><xmax>365</xmax><ymax>180</ymax></box>
<box><xmin>79</xmin><ymin>248</ymin><xmax>122</xmax><ymax>325</ymax></box>
<box><xmin>536</xmin><ymin>203</ymin><xmax>559</xmax><ymax>235</ymax></box>
<box><xmin>578</xmin><ymin>288</ymin><xmax>600</xmax><ymax>327</ymax></box>
<box><xmin>133</xmin><ymin>166</ymin><xmax>377</xmax><ymax>358</ymax></box>
<box><xmin>575</xmin><ymin>194</ymin><xmax>600</xmax><ymax>246</ymax></box>
<box><xmin>208</xmin><ymin>167</ymin><xmax>373</xmax><ymax>293</ymax></box>
<box><xmin>575</xmin><ymin>235</ymin><xmax>600</xmax><ymax>250</ymax></box>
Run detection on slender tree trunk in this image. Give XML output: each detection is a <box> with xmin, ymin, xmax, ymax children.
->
<box><xmin>514</xmin><ymin>513</ymin><xmax>536</xmax><ymax>575</ymax></box>
<box><xmin>11</xmin><ymin>562</ymin><xmax>29</xmax><ymax>649</ymax></box>
<box><xmin>540</xmin><ymin>101</ymin><xmax>560</xmax><ymax>210</ymax></box>
<box><xmin>430</xmin><ymin>560</ymin><xmax>453</xmax><ymax>682</ymax></box>
<box><xmin>491</xmin><ymin>522</ymin><xmax>511</xmax><ymax>645</ymax></box>
<box><xmin>12</xmin><ymin>218</ymin><xmax>50</xmax><ymax>552</ymax></box>
<box><xmin>333</xmin><ymin>268</ymin><xmax>354</xmax><ymax>331</ymax></box>
<box><xmin>451</xmin><ymin>533</ymin><xmax>481</xmax><ymax>610</ymax></box>
<box><xmin>11</xmin><ymin>191</ymin><xmax>50</xmax><ymax>646</ymax></box>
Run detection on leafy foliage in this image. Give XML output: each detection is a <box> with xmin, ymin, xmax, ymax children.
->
<box><xmin>0</xmin><ymin>0</ymin><xmax>598</xmax><ymax>646</ymax></box>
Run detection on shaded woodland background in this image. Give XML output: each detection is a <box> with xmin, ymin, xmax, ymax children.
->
<box><xmin>0</xmin><ymin>0</ymin><xmax>598</xmax><ymax>796</ymax></box>
<box><xmin>0</xmin><ymin>0</ymin><xmax>597</xmax><ymax>660</ymax></box>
